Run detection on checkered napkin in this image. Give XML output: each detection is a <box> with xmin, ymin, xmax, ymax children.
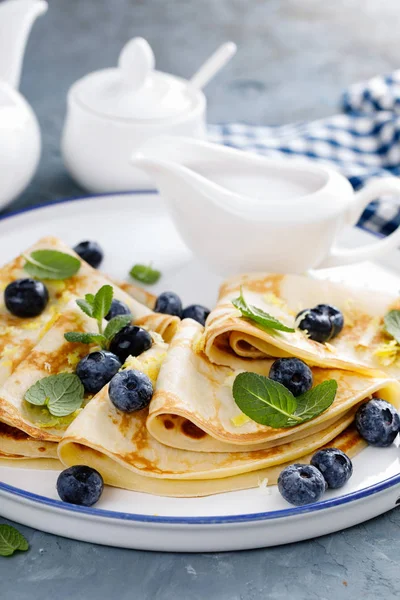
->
<box><xmin>208</xmin><ymin>71</ymin><xmax>400</xmax><ymax>238</ymax></box>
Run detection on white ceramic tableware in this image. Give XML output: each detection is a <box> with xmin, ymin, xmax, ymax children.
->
<box><xmin>62</xmin><ymin>38</ymin><xmax>236</xmax><ymax>193</ymax></box>
<box><xmin>1</xmin><ymin>192</ymin><xmax>400</xmax><ymax>551</ymax></box>
<box><xmin>0</xmin><ymin>0</ymin><xmax>47</xmax><ymax>209</ymax></box>
<box><xmin>132</xmin><ymin>136</ymin><xmax>400</xmax><ymax>275</ymax></box>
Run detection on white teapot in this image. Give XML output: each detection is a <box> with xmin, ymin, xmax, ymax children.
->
<box><xmin>0</xmin><ymin>0</ymin><xmax>47</xmax><ymax>209</ymax></box>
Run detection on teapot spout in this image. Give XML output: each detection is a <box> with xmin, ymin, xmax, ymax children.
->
<box><xmin>0</xmin><ymin>0</ymin><xmax>47</xmax><ymax>89</ymax></box>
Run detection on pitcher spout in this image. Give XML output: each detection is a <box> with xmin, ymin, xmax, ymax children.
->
<box><xmin>0</xmin><ymin>0</ymin><xmax>48</xmax><ymax>89</ymax></box>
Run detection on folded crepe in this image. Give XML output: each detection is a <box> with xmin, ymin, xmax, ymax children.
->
<box><xmin>59</xmin><ymin>321</ymin><xmax>400</xmax><ymax>497</ymax></box>
<box><xmin>0</xmin><ymin>237</ymin><xmax>179</xmax><ymax>461</ymax></box>
<box><xmin>202</xmin><ymin>272</ymin><xmax>400</xmax><ymax>377</ymax></box>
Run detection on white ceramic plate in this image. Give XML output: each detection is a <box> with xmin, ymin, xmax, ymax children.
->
<box><xmin>1</xmin><ymin>192</ymin><xmax>400</xmax><ymax>553</ymax></box>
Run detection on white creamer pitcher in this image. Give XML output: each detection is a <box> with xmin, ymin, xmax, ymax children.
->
<box><xmin>132</xmin><ymin>136</ymin><xmax>400</xmax><ymax>275</ymax></box>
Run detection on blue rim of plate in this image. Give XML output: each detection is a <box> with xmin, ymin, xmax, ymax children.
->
<box><xmin>0</xmin><ymin>191</ymin><xmax>397</xmax><ymax>525</ymax></box>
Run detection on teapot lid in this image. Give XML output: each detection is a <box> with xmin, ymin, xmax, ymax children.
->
<box><xmin>71</xmin><ymin>38</ymin><xmax>197</xmax><ymax>121</ymax></box>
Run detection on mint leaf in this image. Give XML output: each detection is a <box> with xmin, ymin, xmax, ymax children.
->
<box><xmin>384</xmin><ymin>310</ymin><xmax>400</xmax><ymax>344</ymax></box>
<box><xmin>0</xmin><ymin>525</ymin><xmax>29</xmax><ymax>557</ymax></box>
<box><xmin>104</xmin><ymin>314</ymin><xmax>132</xmax><ymax>341</ymax></box>
<box><xmin>92</xmin><ymin>285</ymin><xmax>113</xmax><ymax>324</ymax></box>
<box><xmin>232</xmin><ymin>372</ymin><xmax>337</xmax><ymax>429</ymax></box>
<box><xmin>232</xmin><ymin>373</ymin><xmax>298</xmax><ymax>428</ymax></box>
<box><xmin>232</xmin><ymin>288</ymin><xmax>294</xmax><ymax>333</ymax></box>
<box><xmin>25</xmin><ymin>373</ymin><xmax>84</xmax><ymax>417</ymax></box>
<box><xmin>286</xmin><ymin>380</ymin><xmax>337</xmax><ymax>426</ymax></box>
<box><xmin>130</xmin><ymin>263</ymin><xmax>161</xmax><ymax>285</ymax></box>
<box><xmin>85</xmin><ymin>293</ymin><xmax>95</xmax><ymax>306</ymax></box>
<box><xmin>76</xmin><ymin>299</ymin><xmax>94</xmax><ymax>318</ymax></box>
<box><xmin>64</xmin><ymin>331</ymin><xmax>106</xmax><ymax>346</ymax></box>
<box><xmin>24</xmin><ymin>250</ymin><xmax>81</xmax><ymax>280</ymax></box>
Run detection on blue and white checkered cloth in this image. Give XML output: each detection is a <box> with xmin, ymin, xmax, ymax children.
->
<box><xmin>209</xmin><ymin>71</ymin><xmax>400</xmax><ymax>238</ymax></box>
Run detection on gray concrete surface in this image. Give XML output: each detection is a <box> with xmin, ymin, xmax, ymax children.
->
<box><xmin>2</xmin><ymin>0</ymin><xmax>400</xmax><ymax>598</ymax></box>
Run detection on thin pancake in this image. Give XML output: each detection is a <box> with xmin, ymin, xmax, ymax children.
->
<box><xmin>203</xmin><ymin>272</ymin><xmax>400</xmax><ymax>377</ymax></box>
<box><xmin>147</xmin><ymin>320</ymin><xmax>400</xmax><ymax>452</ymax></box>
<box><xmin>0</xmin><ymin>423</ymin><xmax>58</xmax><ymax>459</ymax></box>
<box><xmin>59</xmin><ymin>343</ymin><xmax>366</xmax><ymax>497</ymax></box>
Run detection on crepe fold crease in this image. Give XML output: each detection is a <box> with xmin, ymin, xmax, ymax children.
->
<box><xmin>202</xmin><ymin>272</ymin><xmax>400</xmax><ymax>378</ymax></box>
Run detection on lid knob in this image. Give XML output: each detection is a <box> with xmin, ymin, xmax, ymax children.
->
<box><xmin>118</xmin><ymin>37</ymin><xmax>155</xmax><ymax>93</ymax></box>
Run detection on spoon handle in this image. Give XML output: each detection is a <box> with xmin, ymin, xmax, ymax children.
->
<box><xmin>190</xmin><ymin>42</ymin><xmax>237</xmax><ymax>90</ymax></box>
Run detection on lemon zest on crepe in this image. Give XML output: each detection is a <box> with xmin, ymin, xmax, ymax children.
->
<box><xmin>373</xmin><ymin>339</ymin><xmax>400</xmax><ymax>366</ymax></box>
<box><xmin>231</xmin><ymin>413</ymin><xmax>251</xmax><ymax>427</ymax></box>
<box><xmin>123</xmin><ymin>349</ymin><xmax>167</xmax><ymax>385</ymax></box>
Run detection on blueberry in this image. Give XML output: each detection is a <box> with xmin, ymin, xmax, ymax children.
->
<box><xmin>296</xmin><ymin>304</ymin><xmax>344</xmax><ymax>343</ymax></box>
<box><xmin>76</xmin><ymin>351</ymin><xmax>121</xmax><ymax>394</ymax></box>
<box><xmin>73</xmin><ymin>241</ymin><xmax>103</xmax><ymax>269</ymax></box>
<box><xmin>109</xmin><ymin>369</ymin><xmax>153</xmax><ymax>413</ymax></box>
<box><xmin>182</xmin><ymin>304</ymin><xmax>210</xmax><ymax>326</ymax></box>
<box><xmin>5</xmin><ymin>278</ymin><xmax>49</xmax><ymax>318</ymax></box>
<box><xmin>355</xmin><ymin>398</ymin><xmax>400</xmax><ymax>447</ymax></box>
<box><xmin>154</xmin><ymin>292</ymin><xmax>182</xmax><ymax>317</ymax></box>
<box><xmin>314</xmin><ymin>304</ymin><xmax>344</xmax><ymax>337</ymax></box>
<box><xmin>296</xmin><ymin>309</ymin><xmax>333</xmax><ymax>343</ymax></box>
<box><xmin>109</xmin><ymin>325</ymin><xmax>152</xmax><ymax>363</ymax></box>
<box><xmin>105</xmin><ymin>298</ymin><xmax>131</xmax><ymax>321</ymax></box>
<box><xmin>57</xmin><ymin>465</ymin><xmax>104</xmax><ymax>506</ymax></box>
<box><xmin>278</xmin><ymin>464</ymin><xmax>327</xmax><ymax>506</ymax></box>
<box><xmin>311</xmin><ymin>448</ymin><xmax>353</xmax><ymax>489</ymax></box>
<box><xmin>269</xmin><ymin>357</ymin><xmax>313</xmax><ymax>397</ymax></box>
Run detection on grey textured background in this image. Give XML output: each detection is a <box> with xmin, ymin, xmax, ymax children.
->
<box><xmin>2</xmin><ymin>0</ymin><xmax>400</xmax><ymax>598</ymax></box>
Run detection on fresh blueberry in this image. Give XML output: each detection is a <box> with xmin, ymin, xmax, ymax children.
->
<box><xmin>109</xmin><ymin>325</ymin><xmax>152</xmax><ymax>363</ymax></box>
<box><xmin>355</xmin><ymin>398</ymin><xmax>400</xmax><ymax>447</ymax></box>
<box><xmin>105</xmin><ymin>298</ymin><xmax>131</xmax><ymax>321</ymax></box>
<box><xmin>154</xmin><ymin>292</ymin><xmax>183</xmax><ymax>317</ymax></box>
<box><xmin>76</xmin><ymin>351</ymin><xmax>121</xmax><ymax>394</ymax></box>
<box><xmin>73</xmin><ymin>240</ymin><xmax>104</xmax><ymax>269</ymax></box>
<box><xmin>296</xmin><ymin>304</ymin><xmax>344</xmax><ymax>343</ymax></box>
<box><xmin>314</xmin><ymin>304</ymin><xmax>344</xmax><ymax>337</ymax></box>
<box><xmin>278</xmin><ymin>464</ymin><xmax>327</xmax><ymax>506</ymax></box>
<box><xmin>57</xmin><ymin>465</ymin><xmax>104</xmax><ymax>506</ymax></box>
<box><xmin>5</xmin><ymin>278</ymin><xmax>49</xmax><ymax>318</ymax></box>
<box><xmin>182</xmin><ymin>304</ymin><xmax>210</xmax><ymax>326</ymax></box>
<box><xmin>269</xmin><ymin>357</ymin><xmax>313</xmax><ymax>397</ymax></box>
<box><xmin>311</xmin><ymin>448</ymin><xmax>353</xmax><ymax>489</ymax></box>
<box><xmin>296</xmin><ymin>308</ymin><xmax>333</xmax><ymax>343</ymax></box>
<box><xmin>109</xmin><ymin>369</ymin><xmax>153</xmax><ymax>413</ymax></box>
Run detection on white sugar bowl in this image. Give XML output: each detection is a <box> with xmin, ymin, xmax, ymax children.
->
<box><xmin>62</xmin><ymin>38</ymin><xmax>235</xmax><ymax>193</ymax></box>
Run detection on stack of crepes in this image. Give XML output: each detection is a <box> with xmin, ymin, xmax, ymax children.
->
<box><xmin>2</xmin><ymin>241</ymin><xmax>400</xmax><ymax>497</ymax></box>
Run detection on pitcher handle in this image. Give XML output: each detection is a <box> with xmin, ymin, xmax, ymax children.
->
<box><xmin>318</xmin><ymin>178</ymin><xmax>400</xmax><ymax>268</ymax></box>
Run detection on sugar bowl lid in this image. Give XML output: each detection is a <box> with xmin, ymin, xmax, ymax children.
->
<box><xmin>70</xmin><ymin>37</ymin><xmax>198</xmax><ymax>121</ymax></box>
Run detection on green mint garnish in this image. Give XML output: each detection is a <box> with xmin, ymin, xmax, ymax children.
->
<box><xmin>0</xmin><ymin>525</ymin><xmax>29</xmax><ymax>557</ymax></box>
<box><xmin>232</xmin><ymin>372</ymin><xmax>337</xmax><ymax>429</ymax></box>
<box><xmin>103</xmin><ymin>314</ymin><xmax>132</xmax><ymax>341</ymax></box>
<box><xmin>64</xmin><ymin>332</ymin><xmax>107</xmax><ymax>345</ymax></box>
<box><xmin>65</xmin><ymin>285</ymin><xmax>132</xmax><ymax>350</ymax></box>
<box><xmin>232</xmin><ymin>288</ymin><xmax>294</xmax><ymax>333</ymax></box>
<box><xmin>24</xmin><ymin>250</ymin><xmax>81</xmax><ymax>280</ymax></box>
<box><xmin>130</xmin><ymin>263</ymin><xmax>161</xmax><ymax>285</ymax></box>
<box><xmin>384</xmin><ymin>310</ymin><xmax>400</xmax><ymax>344</ymax></box>
<box><xmin>25</xmin><ymin>373</ymin><xmax>84</xmax><ymax>417</ymax></box>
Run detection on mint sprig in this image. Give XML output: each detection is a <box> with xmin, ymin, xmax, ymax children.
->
<box><xmin>25</xmin><ymin>373</ymin><xmax>84</xmax><ymax>417</ymax></box>
<box><xmin>24</xmin><ymin>250</ymin><xmax>81</xmax><ymax>280</ymax></box>
<box><xmin>232</xmin><ymin>372</ymin><xmax>337</xmax><ymax>428</ymax></box>
<box><xmin>232</xmin><ymin>288</ymin><xmax>294</xmax><ymax>333</ymax></box>
<box><xmin>130</xmin><ymin>263</ymin><xmax>161</xmax><ymax>285</ymax></box>
<box><xmin>384</xmin><ymin>310</ymin><xmax>400</xmax><ymax>344</ymax></box>
<box><xmin>65</xmin><ymin>285</ymin><xmax>132</xmax><ymax>350</ymax></box>
<box><xmin>0</xmin><ymin>525</ymin><xmax>29</xmax><ymax>557</ymax></box>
